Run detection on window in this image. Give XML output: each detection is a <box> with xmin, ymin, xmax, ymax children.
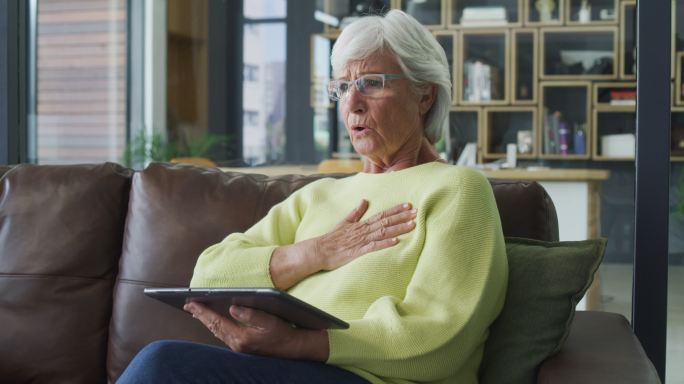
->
<box><xmin>28</xmin><ymin>0</ymin><xmax>127</xmax><ymax>164</ymax></box>
<box><xmin>243</xmin><ymin>110</ymin><xmax>259</xmax><ymax>126</ymax></box>
<box><xmin>244</xmin><ymin>64</ymin><xmax>259</xmax><ymax>82</ymax></box>
<box><xmin>242</xmin><ymin>0</ymin><xmax>287</xmax><ymax>166</ymax></box>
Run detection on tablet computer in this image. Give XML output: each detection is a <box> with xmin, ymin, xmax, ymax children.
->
<box><xmin>144</xmin><ymin>287</ymin><xmax>349</xmax><ymax>330</ymax></box>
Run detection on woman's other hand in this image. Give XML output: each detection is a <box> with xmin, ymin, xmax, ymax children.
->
<box><xmin>270</xmin><ymin>200</ymin><xmax>416</xmax><ymax>290</ymax></box>
<box><xmin>183</xmin><ymin>302</ymin><xmax>329</xmax><ymax>361</ymax></box>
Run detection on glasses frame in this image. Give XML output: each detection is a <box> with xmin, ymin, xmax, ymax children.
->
<box><xmin>327</xmin><ymin>73</ymin><xmax>405</xmax><ymax>101</ymax></box>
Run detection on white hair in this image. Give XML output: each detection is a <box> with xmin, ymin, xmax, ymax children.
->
<box><xmin>330</xmin><ymin>10</ymin><xmax>452</xmax><ymax>144</ymax></box>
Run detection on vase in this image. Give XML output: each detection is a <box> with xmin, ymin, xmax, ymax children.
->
<box><xmin>536</xmin><ymin>0</ymin><xmax>556</xmax><ymax>22</ymax></box>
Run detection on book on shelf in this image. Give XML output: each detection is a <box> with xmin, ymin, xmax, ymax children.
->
<box><xmin>609</xmin><ymin>99</ymin><xmax>636</xmax><ymax>106</ymax></box>
<box><xmin>463</xmin><ymin>60</ymin><xmax>501</xmax><ymax>102</ymax></box>
<box><xmin>461</xmin><ymin>6</ymin><xmax>507</xmax><ymax>22</ymax></box>
<box><xmin>609</xmin><ymin>90</ymin><xmax>636</xmax><ymax>106</ymax></box>
<box><xmin>460</xmin><ymin>19</ymin><xmax>508</xmax><ymax>27</ymax></box>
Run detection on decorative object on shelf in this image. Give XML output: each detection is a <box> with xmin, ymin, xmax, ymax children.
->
<box><xmin>535</xmin><ymin>0</ymin><xmax>556</xmax><ymax>22</ymax></box>
<box><xmin>601</xmin><ymin>133</ymin><xmax>635</xmax><ymax>158</ymax></box>
<box><xmin>455</xmin><ymin>142</ymin><xmax>478</xmax><ymax>166</ymax></box>
<box><xmin>578</xmin><ymin>0</ymin><xmax>591</xmax><ymax>23</ymax></box>
<box><xmin>559</xmin><ymin>50</ymin><xmax>613</xmax><ymax>73</ymax></box>
<box><xmin>599</xmin><ymin>8</ymin><xmax>615</xmax><ymax>20</ymax></box>
<box><xmin>338</xmin><ymin>0</ymin><xmax>389</xmax><ymax>29</ymax></box>
<box><xmin>517</xmin><ymin>130</ymin><xmax>533</xmax><ymax>154</ymax></box>
<box><xmin>543</xmin><ymin>109</ymin><xmax>562</xmax><ymax>154</ymax></box>
<box><xmin>460</xmin><ymin>6</ymin><xmax>508</xmax><ymax>26</ymax></box>
<box><xmin>505</xmin><ymin>143</ymin><xmax>518</xmax><ymax>168</ymax></box>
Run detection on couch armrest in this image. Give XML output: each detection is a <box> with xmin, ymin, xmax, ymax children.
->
<box><xmin>538</xmin><ymin>311</ymin><xmax>660</xmax><ymax>384</ymax></box>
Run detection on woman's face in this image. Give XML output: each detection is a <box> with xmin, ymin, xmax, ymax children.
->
<box><xmin>339</xmin><ymin>51</ymin><xmax>434</xmax><ymax>164</ymax></box>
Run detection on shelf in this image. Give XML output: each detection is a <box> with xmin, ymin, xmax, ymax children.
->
<box><xmin>512</xmin><ymin>29</ymin><xmax>538</xmax><ymax>104</ymax></box>
<box><xmin>566</xmin><ymin>0</ymin><xmax>618</xmax><ymax>25</ymax></box>
<box><xmin>448</xmin><ymin>107</ymin><xmax>482</xmax><ymax>163</ymax></box>
<box><xmin>593</xmin><ymin>82</ymin><xmax>636</xmax><ymax>108</ymax></box>
<box><xmin>448</xmin><ymin>0</ymin><xmax>522</xmax><ymax>28</ymax></box>
<box><xmin>433</xmin><ymin>31</ymin><xmax>458</xmax><ymax>104</ymax></box>
<box><xmin>400</xmin><ymin>0</ymin><xmax>446</xmax><ymax>29</ymax></box>
<box><xmin>540</xmin><ymin>27</ymin><xmax>618</xmax><ymax>80</ymax></box>
<box><xmin>309</xmin><ymin>0</ymin><xmax>683</xmax><ymax>163</ymax></box>
<box><xmin>619</xmin><ymin>1</ymin><xmax>636</xmax><ymax>79</ymax></box>
<box><xmin>458</xmin><ymin>29</ymin><xmax>510</xmax><ymax>105</ymax></box>
<box><xmin>482</xmin><ymin>106</ymin><xmax>538</xmax><ymax>159</ymax></box>
<box><xmin>524</xmin><ymin>0</ymin><xmax>564</xmax><ymax>26</ymax></box>
<box><xmin>592</xmin><ymin>108</ymin><xmax>635</xmax><ymax>161</ymax></box>
<box><xmin>539</xmin><ymin>82</ymin><xmax>592</xmax><ymax>159</ymax></box>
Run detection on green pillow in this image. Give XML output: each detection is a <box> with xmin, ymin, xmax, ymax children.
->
<box><xmin>479</xmin><ymin>237</ymin><xmax>607</xmax><ymax>384</ymax></box>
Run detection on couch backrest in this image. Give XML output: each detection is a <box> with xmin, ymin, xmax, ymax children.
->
<box><xmin>0</xmin><ymin>163</ymin><xmax>133</xmax><ymax>384</ymax></box>
<box><xmin>106</xmin><ymin>163</ymin><xmax>559</xmax><ymax>381</ymax></box>
<box><xmin>0</xmin><ymin>163</ymin><xmax>559</xmax><ymax>383</ymax></box>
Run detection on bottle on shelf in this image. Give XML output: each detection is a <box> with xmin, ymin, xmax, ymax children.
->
<box><xmin>573</xmin><ymin>123</ymin><xmax>587</xmax><ymax>155</ymax></box>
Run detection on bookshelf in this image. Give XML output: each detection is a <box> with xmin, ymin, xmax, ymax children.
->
<box><xmin>312</xmin><ymin>0</ymin><xmax>684</xmax><ymax>162</ymax></box>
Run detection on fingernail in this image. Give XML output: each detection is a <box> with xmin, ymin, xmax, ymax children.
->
<box><xmin>403</xmin><ymin>203</ymin><xmax>410</xmax><ymax>208</ymax></box>
<box><xmin>393</xmin><ymin>237</ymin><xmax>399</xmax><ymax>243</ymax></box>
<box><xmin>410</xmin><ymin>208</ymin><xmax>417</xmax><ymax>214</ymax></box>
<box><xmin>231</xmin><ymin>305</ymin><xmax>244</xmax><ymax>317</ymax></box>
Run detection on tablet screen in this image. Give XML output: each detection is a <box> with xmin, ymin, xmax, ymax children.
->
<box><xmin>144</xmin><ymin>287</ymin><xmax>349</xmax><ymax>330</ymax></box>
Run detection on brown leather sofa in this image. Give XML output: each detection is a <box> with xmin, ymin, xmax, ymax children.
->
<box><xmin>0</xmin><ymin>162</ymin><xmax>660</xmax><ymax>384</ymax></box>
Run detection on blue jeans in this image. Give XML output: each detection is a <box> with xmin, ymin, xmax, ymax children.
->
<box><xmin>117</xmin><ymin>340</ymin><xmax>371</xmax><ymax>384</ymax></box>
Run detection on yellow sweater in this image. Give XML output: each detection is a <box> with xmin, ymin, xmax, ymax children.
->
<box><xmin>190</xmin><ymin>162</ymin><xmax>508</xmax><ymax>384</ymax></box>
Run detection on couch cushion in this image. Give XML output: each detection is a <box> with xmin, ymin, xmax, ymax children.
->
<box><xmin>479</xmin><ymin>237</ymin><xmax>607</xmax><ymax>384</ymax></box>
<box><xmin>0</xmin><ymin>163</ymin><xmax>132</xmax><ymax>384</ymax></box>
<box><xmin>489</xmin><ymin>180</ymin><xmax>559</xmax><ymax>242</ymax></box>
<box><xmin>107</xmin><ymin>163</ymin><xmax>335</xmax><ymax>381</ymax></box>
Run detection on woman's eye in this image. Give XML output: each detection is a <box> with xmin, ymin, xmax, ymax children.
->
<box><xmin>365</xmin><ymin>79</ymin><xmax>382</xmax><ymax>88</ymax></box>
<box><xmin>339</xmin><ymin>83</ymin><xmax>350</xmax><ymax>92</ymax></box>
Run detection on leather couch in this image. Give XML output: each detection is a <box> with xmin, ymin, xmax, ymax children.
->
<box><xmin>0</xmin><ymin>162</ymin><xmax>660</xmax><ymax>383</ymax></box>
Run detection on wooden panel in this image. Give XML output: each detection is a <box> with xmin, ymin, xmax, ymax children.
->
<box><xmin>35</xmin><ymin>0</ymin><xmax>126</xmax><ymax>164</ymax></box>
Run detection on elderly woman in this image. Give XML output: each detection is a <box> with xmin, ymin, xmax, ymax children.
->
<box><xmin>118</xmin><ymin>10</ymin><xmax>507</xmax><ymax>384</ymax></box>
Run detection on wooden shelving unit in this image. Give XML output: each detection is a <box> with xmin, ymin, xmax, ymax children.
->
<box><xmin>311</xmin><ymin>0</ymin><xmax>684</xmax><ymax>162</ymax></box>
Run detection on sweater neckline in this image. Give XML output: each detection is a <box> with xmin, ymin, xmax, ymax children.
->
<box><xmin>354</xmin><ymin>161</ymin><xmax>446</xmax><ymax>177</ymax></box>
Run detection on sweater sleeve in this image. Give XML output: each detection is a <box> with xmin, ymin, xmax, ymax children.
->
<box><xmin>189</xmin><ymin>184</ymin><xmax>310</xmax><ymax>288</ymax></box>
<box><xmin>326</xmin><ymin>170</ymin><xmax>508</xmax><ymax>381</ymax></box>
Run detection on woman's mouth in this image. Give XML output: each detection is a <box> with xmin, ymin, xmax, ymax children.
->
<box><xmin>352</xmin><ymin>125</ymin><xmax>371</xmax><ymax>135</ymax></box>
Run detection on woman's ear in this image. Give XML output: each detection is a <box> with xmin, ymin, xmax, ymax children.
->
<box><xmin>418</xmin><ymin>84</ymin><xmax>437</xmax><ymax>116</ymax></box>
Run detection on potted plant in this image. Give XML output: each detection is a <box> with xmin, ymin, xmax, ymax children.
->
<box><xmin>123</xmin><ymin>131</ymin><xmax>231</xmax><ymax>169</ymax></box>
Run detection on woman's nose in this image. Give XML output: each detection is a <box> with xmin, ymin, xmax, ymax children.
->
<box><xmin>345</xmin><ymin>84</ymin><xmax>366</xmax><ymax>113</ymax></box>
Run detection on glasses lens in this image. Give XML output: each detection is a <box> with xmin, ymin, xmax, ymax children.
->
<box><xmin>327</xmin><ymin>81</ymin><xmax>341</xmax><ymax>101</ymax></box>
<box><xmin>359</xmin><ymin>75</ymin><xmax>384</xmax><ymax>95</ymax></box>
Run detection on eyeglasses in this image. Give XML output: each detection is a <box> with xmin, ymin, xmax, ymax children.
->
<box><xmin>327</xmin><ymin>73</ymin><xmax>405</xmax><ymax>101</ymax></box>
